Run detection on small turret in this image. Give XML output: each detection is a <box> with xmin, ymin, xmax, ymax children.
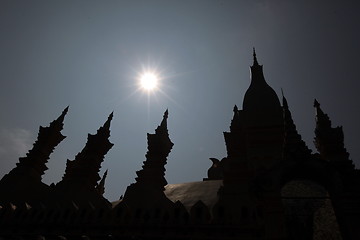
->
<box><xmin>224</xmin><ymin>105</ymin><xmax>245</xmax><ymax>159</ymax></box>
<box><xmin>229</xmin><ymin>105</ymin><xmax>241</xmax><ymax>133</ymax></box>
<box><xmin>313</xmin><ymin>100</ymin><xmax>350</xmax><ymax>162</ymax></box>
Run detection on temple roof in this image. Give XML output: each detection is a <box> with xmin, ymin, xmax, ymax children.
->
<box><xmin>164</xmin><ymin>180</ymin><xmax>222</xmax><ymax>211</ymax></box>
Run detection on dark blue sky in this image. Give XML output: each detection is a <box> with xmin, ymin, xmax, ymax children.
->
<box><xmin>0</xmin><ymin>1</ymin><xmax>359</xmax><ymax>201</ymax></box>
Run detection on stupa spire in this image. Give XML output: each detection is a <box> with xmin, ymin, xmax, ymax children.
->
<box><xmin>282</xmin><ymin>92</ymin><xmax>311</xmax><ymax>160</ymax></box>
<box><xmin>60</xmin><ymin>112</ymin><xmax>114</xmax><ymax>190</ymax></box>
<box><xmin>313</xmin><ymin>99</ymin><xmax>350</xmax><ymax>162</ymax></box>
<box><xmin>16</xmin><ymin>107</ymin><xmax>68</xmax><ymax>180</ymax></box>
<box><xmin>134</xmin><ymin>109</ymin><xmax>174</xmax><ymax>190</ymax></box>
<box><xmin>158</xmin><ymin>109</ymin><xmax>168</xmax><ymax>132</ymax></box>
<box><xmin>102</xmin><ymin>111</ymin><xmax>113</xmax><ymax>133</ymax></box>
<box><xmin>243</xmin><ymin>49</ymin><xmax>281</xmax><ymax>111</ymax></box>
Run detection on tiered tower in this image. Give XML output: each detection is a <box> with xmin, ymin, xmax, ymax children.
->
<box><xmin>213</xmin><ymin>50</ymin><xmax>286</xmax><ymax>238</ymax></box>
<box><xmin>54</xmin><ymin>113</ymin><xmax>114</xmax><ymax>207</ymax></box>
<box><xmin>282</xmin><ymin>93</ymin><xmax>312</xmax><ymax>162</ymax></box>
<box><xmin>0</xmin><ymin>107</ymin><xmax>68</xmax><ymax>206</ymax></box>
<box><xmin>117</xmin><ymin>110</ymin><xmax>175</xmax><ymax>222</ymax></box>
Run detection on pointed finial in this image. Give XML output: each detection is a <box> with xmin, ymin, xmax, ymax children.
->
<box><xmin>56</xmin><ymin>106</ymin><xmax>69</xmax><ymax>123</ymax></box>
<box><xmin>160</xmin><ymin>109</ymin><xmax>168</xmax><ymax>127</ymax></box>
<box><xmin>253</xmin><ymin>47</ymin><xmax>259</xmax><ymax>66</ymax></box>
<box><xmin>103</xmin><ymin>111</ymin><xmax>114</xmax><ymax>129</ymax></box>
<box><xmin>281</xmin><ymin>88</ymin><xmax>288</xmax><ymax>108</ymax></box>
<box><xmin>233</xmin><ymin>105</ymin><xmax>238</xmax><ymax>113</ymax></box>
<box><xmin>314</xmin><ymin>99</ymin><xmax>320</xmax><ymax>108</ymax></box>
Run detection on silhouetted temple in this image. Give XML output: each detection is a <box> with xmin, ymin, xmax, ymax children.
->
<box><xmin>1</xmin><ymin>50</ymin><xmax>359</xmax><ymax>240</ymax></box>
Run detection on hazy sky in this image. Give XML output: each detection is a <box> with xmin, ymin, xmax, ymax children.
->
<box><xmin>0</xmin><ymin>1</ymin><xmax>359</xmax><ymax>201</ymax></box>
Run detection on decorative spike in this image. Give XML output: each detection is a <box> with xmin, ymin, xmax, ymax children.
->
<box><xmin>56</xmin><ymin>106</ymin><xmax>69</xmax><ymax>122</ymax></box>
<box><xmin>314</xmin><ymin>99</ymin><xmax>320</xmax><ymax>108</ymax></box>
<box><xmin>161</xmin><ymin>109</ymin><xmax>168</xmax><ymax>127</ymax></box>
<box><xmin>253</xmin><ymin>47</ymin><xmax>259</xmax><ymax>66</ymax></box>
<box><xmin>103</xmin><ymin>111</ymin><xmax>114</xmax><ymax>129</ymax></box>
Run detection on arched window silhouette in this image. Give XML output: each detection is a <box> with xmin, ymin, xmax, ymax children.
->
<box><xmin>173</xmin><ymin>201</ymin><xmax>188</xmax><ymax>224</ymax></box>
<box><xmin>281</xmin><ymin>179</ymin><xmax>341</xmax><ymax>239</ymax></box>
<box><xmin>190</xmin><ymin>200</ymin><xmax>210</xmax><ymax>224</ymax></box>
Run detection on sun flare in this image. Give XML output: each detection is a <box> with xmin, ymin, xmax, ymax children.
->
<box><xmin>140</xmin><ymin>72</ymin><xmax>158</xmax><ymax>91</ymax></box>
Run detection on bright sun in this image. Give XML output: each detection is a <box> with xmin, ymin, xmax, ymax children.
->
<box><xmin>140</xmin><ymin>72</ymin><xmax>158</xmax><ymax>91</ymax></box>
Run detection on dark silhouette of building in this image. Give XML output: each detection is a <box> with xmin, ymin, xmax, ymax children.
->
<box><xmin>0</xmin><ymin>50</ymin><xmax>359</xmax><ymax>240</ymax></box>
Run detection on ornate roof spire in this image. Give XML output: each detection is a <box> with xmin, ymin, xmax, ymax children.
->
<box><xmin>134</xmin><ymin>109</ymin><xmax>174</xmax><ymax>190</ymax></box>
<box><xmin>102</xmin><ymin>111</ymin><xmax>113</xmax><ymax>132</ymax></box>
<box><xmin>119</xmin><ymin>110</ymin><xmax>175</xmax><ymax>215</ymax></box>
<box><xmin>314</xmin><ymin>99</ymin><xmax>331</xmax><ymax>129</ymax></box>
<box><xmin>54</xmin><ymin>106</ymin><xmax>69</xmax><ymax>126</ymax></box>
<box><xmin>60</xmin><ymin>112</ymin><xmax>114</xmax><ymax>190</ymax></box>
<box><xmin>313</xmin><ymin>99</ymin><xmax>350</xmax><ymax>162</ymax></box>
<box><xmin>16</xmin><ymin>107</ymin><xmax>69</xmax><ymax>179</ymax></box>
<box><xmin>158</xmin><ymin>109</ymin><xmax>168</xmax><ymax>132</ymax></box>
<box><xmin>282</xmin><ymin>91</ymin><xmax>311</xmax><ymax>160</ymax></box>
